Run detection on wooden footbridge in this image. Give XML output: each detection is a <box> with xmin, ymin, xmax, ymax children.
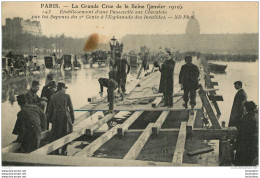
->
<box><xmin>2</xmin><ymin>56</ymin><xmax>237</xmax><ymax>166</ymax></box>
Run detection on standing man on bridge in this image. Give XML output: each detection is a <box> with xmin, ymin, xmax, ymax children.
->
<box><xmin>114</xmin><ymin>51</ymin><xmax>130</xmax><ymax>94</ymax></box>
<box><xmin>179</xmin><ymin>56</ymin><xmax>200</xmax><ymax>111</ymax></box>
<box><xmin>159</xmin><ymin>51</ymin><xmax>175</xmax><ymax>107</ymax></box>
<box><xmin>47</xmin><ymin>82</ymin><xmax>75</xmax><ymax>155</ymax></box>
<box><xmin>228</xmin><ymin>81</ymin><xmax>247</xmax><ymax>127</ymax></box>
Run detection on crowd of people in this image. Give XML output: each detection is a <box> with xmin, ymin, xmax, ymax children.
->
<box><xmin>10</xmin><ymin>51</ymin><xmax>258</xmax><ymax>166</ymax></box>
<box><xmin>12</xmin><ymin>74</ymin><xmax>74</xmax><ymax>155</ymax></box>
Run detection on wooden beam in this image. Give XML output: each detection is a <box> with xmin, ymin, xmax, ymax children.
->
<box><xmin>2</xmin><ymin>143</ymin><xmax>21</xmax><ymax>153</ymax></box>
<box><xmin>187</xmin><ymin>147</ymin><xmax>214</xmax><ymax>156</ymax></box>
<box><xmin>30</xmin><ymin>112</ymin><xmax>104</xmax><ymax>155</ymax></box>
<box><xmin>125</xmin><ymin>79</ymin><xmax>140</xmax><ymax>95</ymax></box>
<box><xmin>172</xmin><ymin>122</ymin><xmax>187</xmax><ymax>164</ymax></box>
<box><xmin>198</xmin><ymin>86</ymin><xmax>221</xmax><ymax>129</ymax></box>
<box><xmin>208</xmin><ymin>95</ymin><xmax>224</xmax><ymax>102</ymax></box>
<box><xmin>75</xmin><ymin>125</ymin><xmax>120</xmax><ymax>157</ymax></box>
<box><xmin>219</xmin><ymin>140</ymin><xmax>232</xmax><ymax>166</ymax></box>
<box><xmin>124</xmin><ymin>123</ymin><xmax>154</xmax><ymax>160</ymax></box>
<box><xmin>136</xmin><ymin>65</ymin><xmax>143</xmax><ymax>79</ymax></box>
<box><xmin>118</xmin><ymin>111</ymin><xmax>143</xmax><ymax>136</ymax></box>
<box><xmin>86</xmin><ymin>113</ymin><xmax>115</xmax><ymax>136</ymax></box>
<box><xmin>127</xmin><ymin>92</ymin><xmax>182</xmax><ymax>100</ymax></box>
<box><xmin>151</xmin><ymin>97</ymin><xmax>163</xmax><ymax>108</ymax></box>
<box><xmin>186</xmin><ymin>110</ymin><xmax>197</xmax><ymax>132</ymax></box>
<box><xmin>152</xmin><ymin>111</ymin><xmax>170</xmax><ymax>134</ymax></box>
<box><xmin>2</xmin><ymin>152</ymin><xmax>189</xmax><ymax>166</ymax></box>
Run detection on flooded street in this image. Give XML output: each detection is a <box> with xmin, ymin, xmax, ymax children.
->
<box><xmin>1</xmin><ymin>61</ymin><xmax>258</xmax><ymax>147</ymax></box>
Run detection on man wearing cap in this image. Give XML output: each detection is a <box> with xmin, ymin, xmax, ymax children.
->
<box><xmin>98</xmin><ymin>71</ymin><xmax>118</xmax><ymax>111</ymax></box>
<box><xmin>25</xmin><ymin>80</ymin><xmax>41</xmax><ymax>105</ymax></box>
<box><xmin>228</xmin><ymin>81</ymin><xmax>247</xmax><ymax>127</ymax></box>
<box><xmin>159</xmin><ymin>51</ymin><xmax>175</xmax><ymax>107</ymax></box>
<box><xmin>113</xmin><ymin>52</ymin><xmax>130</xmax><ymax>94</ymax></box>
<box><xmin>179</xmin><ymin>56</ymin><xmax>200</xmax><ymax>111</ymax></box>
<box><xmin>12</xmin><ymin>94</ymin><xmax>47</xmax><ymax>153</ymax></box>
<box><xmin>47</xmin><ymin>82</ymin><xmax>74</xmax><ymax>155</ymax></box>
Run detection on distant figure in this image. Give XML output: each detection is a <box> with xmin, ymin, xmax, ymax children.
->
<box><xmin>12</xmin><ymin>94</ymin><xmax>47</xmax><ymax>153</ymax></box>
<box><xmin>234</xmin><ymin>101</ymin><xmax>258</xmax><ymax>166</ymax></box>
<box><xmin>114</xmin><ymin>52</ymin><xmax>130</xmax><ymax>94</ymax></box>
<box><xmin>228</xmin><ymin>81</ymin><xmax>247</xmax><ymax>127</ymax></box>
<box><xmin>25</xmin><ymin>80</ymin><xmax>41</xmax><ymax>105</ymax></box>
<box><xmin>142</xmin><ymin>53</ymin><xmax>149</xmax><ymax>73</ymax></box>
<box><xmin>98</xmin><ymin>71</ymin><xmax>118</xmax><ymax>112</ymax></box>
<box><xmin>179</xmin><ymin>56</ymin><xmax>200</xmax><ymax>110</ymax></box>
<box><xmin>159</xmin><ymin>51</ymin><xmax>175</xmax><ymax>107</ymax></box>
<box><xmin>48</xmin><ymin>82</ymin><xmax>74</xmax><ymax>155</ymax></box>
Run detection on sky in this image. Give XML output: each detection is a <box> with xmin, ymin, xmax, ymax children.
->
<box><xmin>1</xmin><ymin>2</ymin><xmax>258</xmax><ymax>41</ymax></box>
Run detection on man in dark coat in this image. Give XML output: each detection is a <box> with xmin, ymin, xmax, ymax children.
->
<box><xmin>48</xmin><ymin>82</ymin><xmax>74</xmax><ymax>155</ymax></box>
<box><xmin>99</xmin><ymin>71</ymin><xmax>118</xmax><ymax>111</ymax></box>
<box><xmin>41</xmin><ymin>80</ymin><xmax>56</xmax><ymax>130</ymax></box>
<box><xmin>25</xmin><ymin>80</ymin><xmax>41</xmax><ymax>105</ymax></box>
<box><xmin>228</xmin><ymin>81</ymin><xmax>247</xmax><ymax>127</ymax></box>
<box><xmin>179</xmin><ymin>56</ymin><xmax>200</xmax><ymax>110</ymax></box>
<box><xmin>142</xmin><ymin>52</ymin><xmax>149</xmax><ymax>73</ymax></box>
<box><xmin>159</xmin><ymin>51</ymin><xmax>175</xmax><ymax>107</ymax></box>
<box><xmin>234</xmin><ymin>101</ymin><xmax>257</xmax><ymax>166</ymax></box>
<box><xmin>12</xmin><ymin>94</ymin><xmax>47</xmax><ymax>153</ymax></box>
<box><xmin>114</xmin><ymin>52</ymin><xmax>130</xmax><ymax>94</ymax></box>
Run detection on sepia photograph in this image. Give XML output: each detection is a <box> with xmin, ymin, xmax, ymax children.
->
<box><xmin>0</xmin><ymin>1</ymin><xmax>259</xmax><ymax>175</ymax></box>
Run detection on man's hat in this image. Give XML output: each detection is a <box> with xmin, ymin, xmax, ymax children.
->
<box><xmin>49</xmin><ymin>81</ymin><xmax>56</xmax><ymax>88</ymax></box>
<box><xmin>57</xmin><ymin>82</ymin><xmax>68</xmax><ymax>89</ymax></box>
<box><xmin>17</xmin><ymin>94</ymin><xmax>27</xmax><ymax>104</ymax></box>
<box><xmin>32</xmin><ymin>80</ymin><xmax>40</xmax><ymax>87</ymax></box>
<box><xmin>47</xmin><ymin>74</ymin><xmax>54</xmax><ymax>80</ymax></box>
<box><xmin>244</xmin><ymin>101</ymin><xmax>257</xmax><ymax>112</ymax></box>
<box><xmin>185</xmin><ymin>56</ymin><xmax>192</xmax><ymax>61</ymax></box>
<box><xmin>234</xmin><ymin>81</ymin><xmax>242</xmax><ymax>86</ymax></box>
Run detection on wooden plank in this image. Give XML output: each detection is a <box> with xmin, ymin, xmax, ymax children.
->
<box><xmin>152</xmin><ymin>111</ymin><xmax>170</xmax><ymax>134</ymax></box>
<box><xmin>208</xmin><ymin>95</ymin><xmax>224</xmax><ymax>101</ymax></box>
<box><xmin>151</xmin><ymin>97</ymin><xmax>162</xmax><ymax>108</ymax></box>
<box><xmin>75</xmin><ymin>125</ymin><xmax>120</xmax><ymax>157</ymax></box>
<box><xmin>125</xmin><ymin>79</ymin><xmax>141</xmax><ymax>95</ymax></box>
<box><xmin>2</xmin><ymin>152</ymin><xmax>188</xmax><ymax>166</ymax></box>
<box><xmin>198</xmin><ymin>86</ymin><xmax>221</xmax><ymax>129</ymax></box>
<box><xmin>172</xmin><ymin>122</ymin><xmax>187</xmax><ymax>164</ymax></box>
<box><xmin>31</xmin><ymin>112</ymin><xmax>103</xmax><ymax>155</ymax></box>
<box><xmin>187</xmin><ymin>147</ymin><xmax>214</xmax><ymax>156</ymax></box>
<box><xmin>86</xmin><ymin>113</ymin><xmax>115</xmax><ymax>136</ymax></box>
<box><xmin>117</xmin><ymin>111</ymin><xmax>143</xmax><ymax>136</ymax></box>
<box><xmin>124</xmin><ymin>123</ymin><xmax>154</xmax><ymax>160</ymax></box>
<box><xmin>136</xmin><ymin>65</ymin><xmax>143</xmax><ymax>79</ymax></box>
<box><xmin>186</xmin><ymin>110</ymin><xmax>197</xmax><ymax>131</ymax></box>
<box><xmin>127</xmin><ymin>92</ymin><xmax>182</xmax><ymax>100</ymax></box>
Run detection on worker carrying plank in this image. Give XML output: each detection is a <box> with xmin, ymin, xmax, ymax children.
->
<box><xmin>98</xmin><ymin>71</ymin><xmax>118</xmax><ymax>112</ymax></box>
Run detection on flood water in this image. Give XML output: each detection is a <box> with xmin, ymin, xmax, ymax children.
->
<box><xmin>1</xmin><ymin>61</ymin><xmax>258</xmax><ymax>147</ymax></box>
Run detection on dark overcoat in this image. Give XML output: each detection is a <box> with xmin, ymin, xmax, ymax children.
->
<box><xmin>228</xmin><ymin>89</ymin><xmax>247</xmax><ymax>127</ymax></box>
<box><xmin>12</xmin><ymin>104</ymin><xmax>46</xmax><ymax>153</ymax></box>
<box><xmin>159</xmin><ymin>59</ymin><xmax>175</xmax><ymax>93</ymax></box>
<box><xmin>48</xmin><ymin>90</ymin><xmax>75</xmax><ymax>141</ymax></box>
<box><xmin>179</xmin><ymin>63</ymin><xmax>200</xmax><ymax>90</ymax></box>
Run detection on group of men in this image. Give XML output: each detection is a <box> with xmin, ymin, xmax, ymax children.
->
<box><xmin>12</xmin><ymin>74</ymin><xmax>74</xmax><ymax>155</ymax></box>
<box><xmin>158</xmin><ymin>52</ymin><xmax>200</xmax><ymax>110</ymax></box>
<box><xmin>229</xmin><ymin>81</ymin><xmax>258</xmax><ymax>166</ymax></box>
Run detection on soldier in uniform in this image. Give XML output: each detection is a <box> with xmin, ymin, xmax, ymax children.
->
<box><xmin>48</xmin><ymin>82</ymin><xmax>74</xmax><ymax>155</ymax></box>
<box><xmin>179</xmin><ymin>56</ymin><xmax>200</xmax><ymax>111</ymax></box>
<box><xmin>98</xmin><ymin>71</ymin><xmax>118</xmax><ymax>112</ymax></box>
<box><xmin>159</xmin><ymin>51</ymin><xmax>175</xmax><ymax>107</ymax></box>
<box><xmin>114</xmin><ymin>52</ymin><xmax>130</xmax><ymax>94</ymax></box>
<box><xmin>12</xmin><ymin>94</ymin><xmax>47</xmax><ymax>153</ymax></box>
